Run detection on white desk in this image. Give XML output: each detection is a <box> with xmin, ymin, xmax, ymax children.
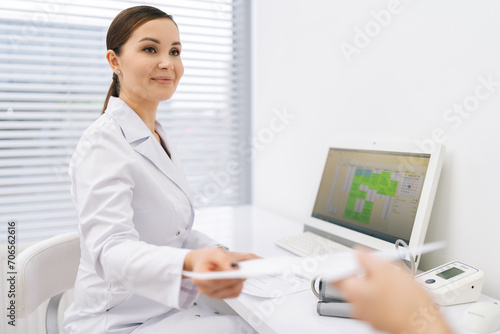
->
<box><xmin>194</xmin><ymin>205</ymin><xmax>499</xmax><ymax>334</ymax></box>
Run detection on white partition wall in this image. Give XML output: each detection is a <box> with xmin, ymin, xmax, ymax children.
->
<box><xmin>251</xmin><ymin>0</ymin><xmax>500</xmax><ymax>299</ymax></box>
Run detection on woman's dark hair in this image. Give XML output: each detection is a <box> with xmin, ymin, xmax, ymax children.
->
<box><xmin>102</xmin><ymin>6</ymin><xmax>176</xmax><ymax>113</ymax></box>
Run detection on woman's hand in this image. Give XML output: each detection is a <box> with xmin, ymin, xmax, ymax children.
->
<box><xmin>227</xmin><ymin>251</ymin><xmax>261</xmax><ymax>263</ymax></box>
<box><xmin>183</xmin><ymin>248</ymin><xmax>260</xmax><ymax>299</ymax></box>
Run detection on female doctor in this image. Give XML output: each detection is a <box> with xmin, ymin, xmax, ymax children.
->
<box><xmin>63</xmin><ymin>6</ymin><xmax>258</xmax><ymax>334</ymax></box>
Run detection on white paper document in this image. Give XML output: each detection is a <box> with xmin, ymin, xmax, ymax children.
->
<box><xmin>242</xmin><ymin>274</ymin><xmax>310</xmax><ymax>298</ymax></box>
<box><xmin>183</xmin><ymin>256</ymin><xmax>304</xmax><ymax>280</ymax></box>
<box><xmin>182</xmin><ymin>241</ymin><xmax>445</xmax><ymax>282</ymax></box>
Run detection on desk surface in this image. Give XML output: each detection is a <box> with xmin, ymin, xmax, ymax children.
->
<box><xmin>194</xmin><ymin>205</ymin><xmax>499</xmax><ymax>334</ymax></box>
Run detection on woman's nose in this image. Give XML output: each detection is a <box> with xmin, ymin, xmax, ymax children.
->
<box><xmin>159</xmin><ymin>58</ymin><xmax>174</xmax><ymax>71</ymax></box>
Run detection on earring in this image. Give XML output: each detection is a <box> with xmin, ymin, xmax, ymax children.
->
<box><xmin>116</xmin><ymin>70</ymin><xmax>121</xmax><ymax>74</ymax></box>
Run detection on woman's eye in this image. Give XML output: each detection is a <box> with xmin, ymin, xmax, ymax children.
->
<box><xmin>170</xmin><ymin>49</ymin><xmax>180</xmax><ymax>56</ymax></box>
<box><xmin>143</xmin><ymin>46</ymin><xmax>157</xmax><ymax>54</ymax></box>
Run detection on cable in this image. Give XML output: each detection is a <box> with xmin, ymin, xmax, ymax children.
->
<box><xmin>395</xmin><ymin>239</ymin><xmax>416</xmax><ymax>277</ymax></box>
<box><xmin>311</xmin><ymin>276</ymin><xmax>320</xmax><ymax>298</ymax></box>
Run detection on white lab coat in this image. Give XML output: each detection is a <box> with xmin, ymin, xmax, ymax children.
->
<box><xmin>63</xmin><ymin>97</ymin><xmax>231</xmax><ymax>333</ymax></box>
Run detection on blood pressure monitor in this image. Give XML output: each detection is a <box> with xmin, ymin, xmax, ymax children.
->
<box><xmin>415</xmin><ymin>261</ymin><xmax>484</xmax><ymax>306</ymax></box>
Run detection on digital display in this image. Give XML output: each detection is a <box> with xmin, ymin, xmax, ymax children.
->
<box><xmin>437</xmin><ymin>267</ymin><xmax>464</xmax><ymax>280</ymax></box>
<box><xmin>311</xmin><ymin>148</ymin><xmax>431</xmax><ymax>244</ymax></box>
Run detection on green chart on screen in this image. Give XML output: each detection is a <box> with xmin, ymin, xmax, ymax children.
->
<box><xmin>344</xmin><ymin>168</ymin><xmax>398</xmax><ymax>224</ymax></box>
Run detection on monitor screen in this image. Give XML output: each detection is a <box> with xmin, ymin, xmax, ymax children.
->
<box><xmin>311</xmin><ymin>147</ymin><xmax>432</xmax><ymax>244</ymax></box>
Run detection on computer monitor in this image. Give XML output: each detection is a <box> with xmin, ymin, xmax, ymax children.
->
<box><xmin>305</xmin><ymin>142</ymin><xmax>445</xmax><ymax>267</ymax></box>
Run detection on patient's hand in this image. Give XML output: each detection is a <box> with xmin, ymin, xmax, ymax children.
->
<box><xmin>334</xmin><ymin>251</ymin><xmax>453</xmax><ymax>334</ymax></box>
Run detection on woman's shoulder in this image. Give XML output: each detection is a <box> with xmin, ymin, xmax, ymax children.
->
<box><xmin>69</xmin><ymin>113</ymin><xmax>132</xmax><ymax>168</ymax></box>
<box><xmin>80</xmin><ymin>112</ymin><xmax>124</xmax><ymax>142</ymax></box>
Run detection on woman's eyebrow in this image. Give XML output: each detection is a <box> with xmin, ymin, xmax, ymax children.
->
<box><xmin>138</xmin><ymin>37</ymin><xmax>160</xmax><ymax>44</ymax></box>
<box><xmin>138</xmin><ymin>38</ymin><xmax>181</xmax><ymax>47</ymax></box>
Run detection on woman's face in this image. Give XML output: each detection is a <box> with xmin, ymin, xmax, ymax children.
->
<box><xmin>109</xmin><ymin>18</ymin><xmax>184</xmax><ymax>104</ymax></box>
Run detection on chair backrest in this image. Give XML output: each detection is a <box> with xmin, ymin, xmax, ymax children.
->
<box><xmin>16</xmin><ymin>231</ymin><xmax>80</xmax><ymax>318</ymax></box>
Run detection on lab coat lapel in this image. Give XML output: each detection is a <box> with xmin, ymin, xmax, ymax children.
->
<box><xmin>133</xmin><ymin>137</ymin><xmax>193</xmax><ymax>203</ymax></box>
<box><xmin>105</xmin><ymin>97</ymin><xmax>193</xmax><ymax>204</ymax></box>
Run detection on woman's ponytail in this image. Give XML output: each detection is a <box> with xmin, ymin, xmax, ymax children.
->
<box><xmin>102</xmin><ymin>72</ymin><xmax>120</xmax><ymax>114</ymax></box>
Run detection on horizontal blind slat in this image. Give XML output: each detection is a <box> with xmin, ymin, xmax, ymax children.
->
<box><xmin>0</xmin><ymin>184</ymin><xmax>70</xmax><ymax>195</ymax></box>
<box><xmin>0</xmin><ymin>193</ymin><xmax>72</xmax><ymax>205</ymax></box>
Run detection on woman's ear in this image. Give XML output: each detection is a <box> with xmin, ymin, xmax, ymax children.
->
<box><xmin>106</xmin><ymin>49</ymin><xmax>120</xmax><ymax>74</ymax></box>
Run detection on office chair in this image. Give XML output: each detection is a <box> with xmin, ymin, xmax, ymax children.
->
<box><xmin>16</xmin><ymin>231</ymin><xmax>80</xmax><ymax>334</ymax></box>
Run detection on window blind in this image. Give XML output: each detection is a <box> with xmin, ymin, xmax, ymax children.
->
<box><xmin>0</xmin><ymin>0</ymin><xmax>251</xmax><ymax>244</ymax></box>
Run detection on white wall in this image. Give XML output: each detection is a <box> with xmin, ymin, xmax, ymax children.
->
<box><xmin>252</xmin><ymin>0</ymin><xmax>500</xmax><ymax>299</ymax></box>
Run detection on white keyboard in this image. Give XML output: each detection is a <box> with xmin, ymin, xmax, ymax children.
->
<box><xmin>275</xmin><ymin>231</ymin><xmax>353</xmax><ymax>257</ymax></box>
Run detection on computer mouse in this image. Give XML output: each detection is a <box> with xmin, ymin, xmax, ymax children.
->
<box><xmin>462</xmin><ymin>301</ymin><xmax>500</xmax><ymax>333</ymax></box>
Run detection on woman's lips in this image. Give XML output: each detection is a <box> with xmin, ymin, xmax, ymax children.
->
<box><xmin>152</xmin><ymin>76</ymin><xmax>174</xmax><ymax>84</ymax></box>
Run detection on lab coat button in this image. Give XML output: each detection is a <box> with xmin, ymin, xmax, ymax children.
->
<box><xmin>185</xmin><ymin>225</ymin><xmax>189</xmax><ymax>230</ymax></box>
<box><xmin>176</xmin><ymin>231</ymin><xmax>181</xmax><ymax>236</ymax></box>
